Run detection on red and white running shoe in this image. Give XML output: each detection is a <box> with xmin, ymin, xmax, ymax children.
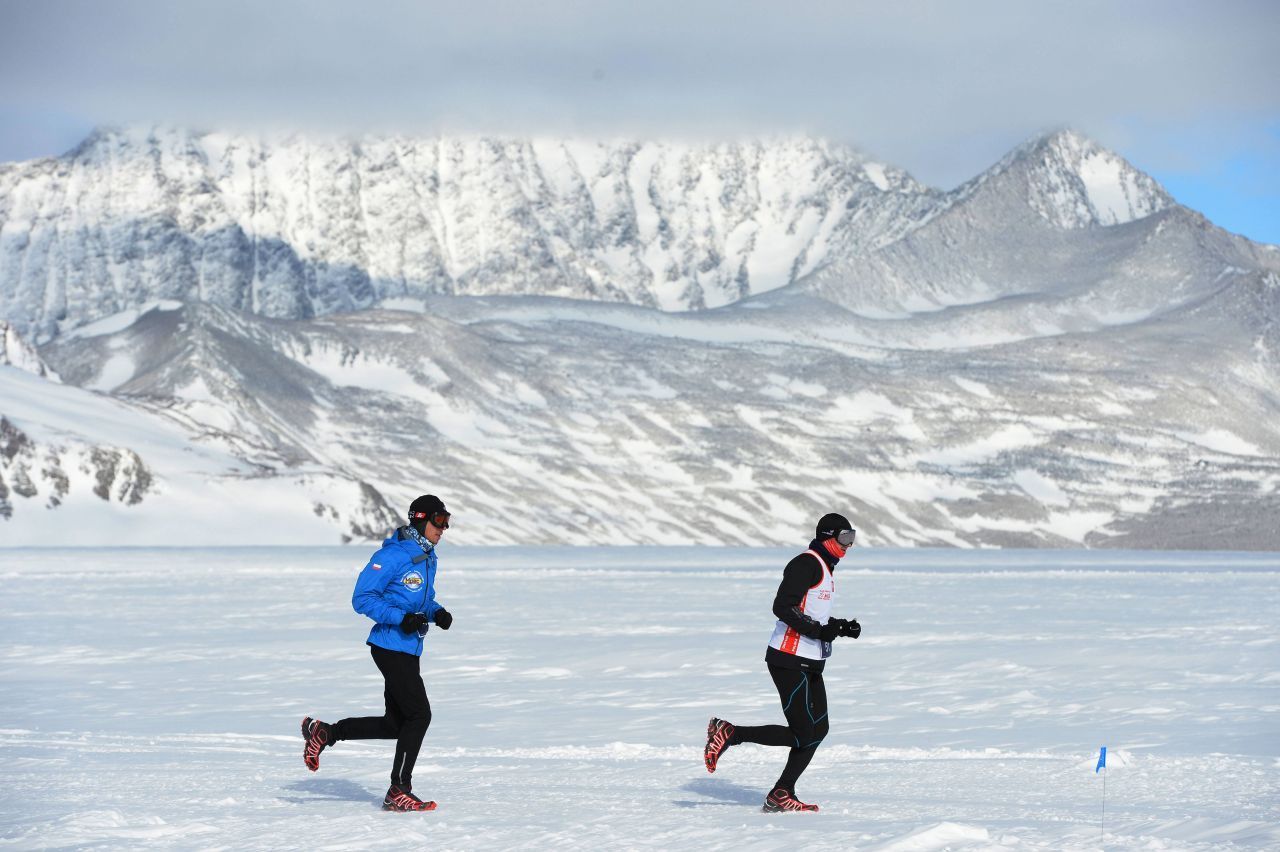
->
<box><xmin>762</xmin><ymin>787</ymin><xmax>819</xmax><ymax>813</ymax></box>
<box><xmin>382</xmin><ymin>784</ymin><xmax>437</xmax><ymax>812</ymax></box>
<box><xmin>301</xmin><ymin>716</ymin><xmax>332</xmax><ymax>772</ymax></box>
<box><xmin>704</xmin><ymin>717</ymin><xmax>736</xmax><ymax>773</ymax></box>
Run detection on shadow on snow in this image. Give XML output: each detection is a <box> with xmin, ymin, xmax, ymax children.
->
<box><xmin>672</xmin><ymin>777</ymin><xmax>763</xmax><ymax>809</ymax></box>
<box><xmin>278</xmin><ymin>778</ymin><xmax>381</xmax><ymax>806</ymax></box>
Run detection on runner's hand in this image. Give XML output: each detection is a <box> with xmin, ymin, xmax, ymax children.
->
<box><xmin>433</xmin><ymin>608</ymin><xmax>453</xmax><ymax>630</ymax></box>
<box><xmin>400</xmin><ymin>612</ymin><xmax>429</xmax><ymax>633</ymax></box>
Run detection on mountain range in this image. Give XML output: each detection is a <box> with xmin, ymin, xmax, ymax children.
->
<box><xmin>2</xmin><ymin>126</ymin><xmax>1277</xmax><ymax>547</ymax></box>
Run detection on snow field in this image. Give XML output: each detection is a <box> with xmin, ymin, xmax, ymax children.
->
<box><xmin>0</xmin><ymin>546</ymin><xmax>1277</xmax><ymax>850</ymax></box>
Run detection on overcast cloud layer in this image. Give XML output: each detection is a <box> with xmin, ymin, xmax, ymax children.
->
<box><xmin>1</xmin><ymin>0</ymin><xmax>1277</xmax><ymax>228</ymax></box>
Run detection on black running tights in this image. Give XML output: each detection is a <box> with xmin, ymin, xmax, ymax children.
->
<box><xmin>732</xmin><ymin>664</ymin><xmax>829</xmax><ymax>793</ymax></box>
<box><xmin>333</xmin><ymin>644</ymin><xmax>432</xmax><ymax>788</ymax></box>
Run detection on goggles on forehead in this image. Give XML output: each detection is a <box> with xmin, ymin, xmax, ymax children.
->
<box><xmin>835</xmin><ymin>529</ymin><xmax>856</xmax><ymax>547</ymax></box>
<box><xmin>411</xmin><ymin>510</ymin><xmax>451</xmax><ymax>530</ymax></box>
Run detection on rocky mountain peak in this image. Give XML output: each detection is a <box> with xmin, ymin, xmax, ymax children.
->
<box><xmin>938</xmin><ymin>128</ymin><xmax>1174</xmax><ymax>235</ymax></box>
<box><xmin>1003</xmin><ymin>127</ymin><xmax>1173</xmax><ymax>228</ymax></box>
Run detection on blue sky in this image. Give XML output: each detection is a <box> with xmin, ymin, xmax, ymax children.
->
<box><xmin>1147</xmin><ymin>123</ymin><xmax>1279</xmax><ymax>244</ymax></box>
<box><xmin>2</xmin><ymin>0</ymin><xmax>1276</xmax><ymax>244</ymax></box>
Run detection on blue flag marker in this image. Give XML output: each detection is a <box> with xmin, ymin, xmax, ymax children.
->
<box><xmin>1096</xmin><ymin>746</ymin><xmax>1106</xmax><ymax>773</ymax></box>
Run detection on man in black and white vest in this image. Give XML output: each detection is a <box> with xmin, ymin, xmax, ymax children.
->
<box><xmin>703</xmin><ymin>513</ymin><xmax>863</xmax><ymax>813</ymax></box>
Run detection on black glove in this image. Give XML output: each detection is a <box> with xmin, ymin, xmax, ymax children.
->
<box><xmin>819</xmin><ymin>620</ymin><xmax>841</xmax><ymax>642</ymax></box>
<box><xmin>840</xmin><ymin>618</ymin><xmax>862</xmax><ymax>639</ymax></box>
<box><xmin>400</xmin><ymin>612</ymin><xmax>428</xmax><ymax>634</ymax></box>
<box><xmin>433</xmin><ymin>608</ymin><xmax>453</xmax><ymax>630</ymax></box>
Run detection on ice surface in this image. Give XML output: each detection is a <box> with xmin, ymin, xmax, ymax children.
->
<box><xmin>1</xmin><ymin>547</ymin><xmax>1276</xmax><ymax>850</ymax></box>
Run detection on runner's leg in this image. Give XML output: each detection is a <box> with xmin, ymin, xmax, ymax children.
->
<box><xmin>331</xmin><ymin>644</ymin><xmax>406</xmax><ymax>741</ymax></box>
<box><xmin>375</xmin><ymin>648</ymin><xmax>431</xmax><ymax>789</ymax></box>
<box><xmin>774</xmin><ymin>669</ymin><xmax>829</xmax><ymax>793</ymax></box>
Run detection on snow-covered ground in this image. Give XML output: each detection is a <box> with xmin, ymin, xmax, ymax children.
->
<box><xmin>1</xmin><ymin>547</ymin><xmax>1277</xmax><ymax>850</ymax></box>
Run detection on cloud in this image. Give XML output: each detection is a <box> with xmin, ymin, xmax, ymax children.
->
<box><xmin>1</xmin><ymin>0</ymin><xmax>1277</xmax><ymax>187</ymax></box>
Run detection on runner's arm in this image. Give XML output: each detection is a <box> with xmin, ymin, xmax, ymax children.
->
<box><xmin>771</xmin><ymin>555</ymin><xmax>824</xmax><ymax>638</ymax></box>
<box><xmin>352</xmin><ymin>555</ymin><xmax>407</xmax><ymax>625</ymax></box>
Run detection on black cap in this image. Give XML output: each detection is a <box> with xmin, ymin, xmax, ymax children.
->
<box><xmin>408</xmin><ymin>494</ymin><xmax>449</xmax><ymax>525</ymax></box>
<box><xmin>815</xmin><ymin>512</ymin><xmax>852</xmax><ymax>539</ymax></box>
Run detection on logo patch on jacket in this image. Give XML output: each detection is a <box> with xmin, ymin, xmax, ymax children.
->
<box><xmin>402</xmin><ymin>571</ymin><xmax>424</xmax><ymax>591</ymax></box>
<box><xmin>370</xmin><ymin>563</ymin><xmax>381</xmax><ymax>571</ymax></box>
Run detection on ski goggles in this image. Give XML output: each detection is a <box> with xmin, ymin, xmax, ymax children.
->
<box><xmin>411</xmin><ymin>510</ymin><xmax>451</xmax><ymax>530</ymax></box>
<box><xmin>835</xmin><ymin>529</ymin><xmax>856</xmax><ymax>547</ymax></box>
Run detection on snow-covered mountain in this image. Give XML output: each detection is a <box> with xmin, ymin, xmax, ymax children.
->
<box><xmin>0</xmin><ymin>127</ymin><xmax>939</xmax><ymax>341</ymax></box>
<box><xmin>7</xmin><ymin>284</ymin><xmax>1278</xmax><ymax>547</ymax></box>
<box><xmin>2</xmin><ymin>127</ymin><xmax>1278</xmax><ymax>547</ymax></box>
<box><xmin>800</xmin><ymin>131</ymin><xmax>1278</xmax><ymax>347</ymax></box>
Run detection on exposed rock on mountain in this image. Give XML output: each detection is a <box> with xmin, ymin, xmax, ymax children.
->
<box><xmin>0</xmin><ymin>414</ymin><xmax>153</xmax><ymax>519</ymax></box>
<box><xmin>1</xmin><ymin>320</ymin><xmax>58</xmax><ymax>379</ymax></box>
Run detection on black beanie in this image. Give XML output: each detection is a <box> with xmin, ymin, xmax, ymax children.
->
<box><xmin>815</xmin><ymin>512</ymin><xmax>852</xmax><ymax>539</ymax></box>
<box><xmin>408</xmin><ymin>494</ymin><xmax>448</xmax><ymax>528</ymax></box>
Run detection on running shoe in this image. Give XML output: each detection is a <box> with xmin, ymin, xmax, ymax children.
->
<box><xmin>383</xmin><ymin>784</ymin><xmax>437</xmax><ymax>812</ymax></box>
<box><xmin>762</xmin><ymin>787</ymin><xmax>819</xmax><ymax>813</ymax></box>
<box><xmin>301</xmin><ymin>716</ymin><xmax>332</xmax><ymax>772</ymax></box>
<box><xmin>704</xmin><ymin>717</ymin><xmax>736</xmax><ymax>773</ymax></box>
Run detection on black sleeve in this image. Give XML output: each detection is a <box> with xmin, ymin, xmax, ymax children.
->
<box><xmin>771</xmin><ymin>554</ymin><xmax>824</xmax><ymax>639</ymax></box>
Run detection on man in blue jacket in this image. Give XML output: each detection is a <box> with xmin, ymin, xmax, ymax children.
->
<box><xmin>301</xmin><ymin>494</ymin><xmax>454</xmax><ymax>812</ymax></box>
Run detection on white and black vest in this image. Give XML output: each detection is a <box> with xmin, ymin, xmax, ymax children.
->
<box><xmin>767</xmin><ymin>549</ymin><xmax>835</xmax><ymax>662</ymax></box>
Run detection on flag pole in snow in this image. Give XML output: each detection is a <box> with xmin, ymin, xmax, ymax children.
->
<box><xmin>1096</xmin><ymin>746</ymin><xmax>1107</xmax><ymax>847</ymax></box>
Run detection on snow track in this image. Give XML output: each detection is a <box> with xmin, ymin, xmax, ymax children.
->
<box><xmin>1</xmin><ymin>547</ymin><xmax>1277</xmax><ymax>849</ymax></box>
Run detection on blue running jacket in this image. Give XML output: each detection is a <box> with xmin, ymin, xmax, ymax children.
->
<box><xmin>351</xmin><ymin>531</ymin><xmax>443</xmax><ymax>656</ymax></box>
